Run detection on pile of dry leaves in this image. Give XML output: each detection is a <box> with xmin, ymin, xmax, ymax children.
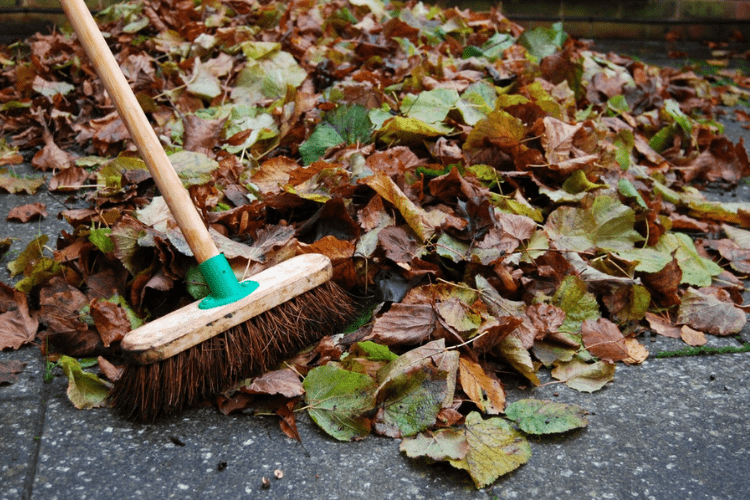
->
<box><xmin>1</xmin><ymin>0</ymin><xmax>749</xmax><ymax>487</ymax></box>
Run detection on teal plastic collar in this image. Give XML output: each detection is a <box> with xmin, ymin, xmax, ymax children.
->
<box><xmin>198</xmin><ymin>254</ymin><xmax>258</xmax><ymax>309</ymax></box>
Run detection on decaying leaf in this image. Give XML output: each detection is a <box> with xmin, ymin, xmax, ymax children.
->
<box><xmin>6</xmin><ymin>203</ymin><xmax>47</xmax><ymax>222</ymax></box>
<box><xmin>303</xmin><ymin>365</ymin><xmax>377</xmax><ymax>441</ymax></box>
<box><xmin>676</xmin><ymin>288</ymin><xmax>746</xmax><ymax>336</ymax></box>
<box><xmin>458</xmin><ymin>355</ymin><xmax>506</xmax><ymax>415</ymax></box>
<box><xmin>0</xmin><ymin>360</ymin><xmax>26</xmax><ymax>385</ymax></box>
<box><xmin>58</xmin><ymin>356</ymin><xmax>112</xmax><ymax>410</ymax></box>
<box><xmin>505</xmin><ymin>399</ymin><xmax>589</xmax><ymax>435</ymax></box>
<box><xmin>450</xmin><ymin>412</ymin><xmax>531</xmax><ymax>488</ymax></box>
<box><xmin>551</xmin><ymin>358</ymin><xmax>616</xmax><ymax>392</ymax></box>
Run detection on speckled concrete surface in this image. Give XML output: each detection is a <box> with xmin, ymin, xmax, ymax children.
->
<box><xmin>2</xmin><ymin>44</ymin><xmax>750</xmax><ymax>500</ymax></box>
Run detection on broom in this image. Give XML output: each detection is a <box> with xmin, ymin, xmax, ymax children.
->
<box><xmin>60</xmin><ymin>0</ymin><xmax>355</xmax><ymax>421</ymax></box>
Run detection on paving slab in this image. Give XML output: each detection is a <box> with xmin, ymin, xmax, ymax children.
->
<box><xmin>3</xmin><ymin>348</ymin><xmax>745</xmax><ymax>500</ymax></box>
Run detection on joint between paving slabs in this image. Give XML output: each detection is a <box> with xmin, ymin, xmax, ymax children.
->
<box><xmin>20</xmin><ymin>379</ymin><xmax>52</xmax><ymax>500</ymax></box>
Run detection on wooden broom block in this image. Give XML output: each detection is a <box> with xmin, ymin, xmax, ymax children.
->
<box><xmin>121</xmin><ymin>254</ymin><xmax>333</xmax><ymax>364</ymax></box>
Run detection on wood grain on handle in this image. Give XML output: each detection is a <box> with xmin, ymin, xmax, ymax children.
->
<box><xmin>60</xmin><ymin>0</ymin><xmax>219</xmax><ymax>264</ymax></box>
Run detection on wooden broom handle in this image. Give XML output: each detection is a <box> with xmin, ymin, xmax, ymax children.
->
<box><xmin>60</xmin><ymin>0</ymin><xmax>219</xmax><ymax>264</ymax></box>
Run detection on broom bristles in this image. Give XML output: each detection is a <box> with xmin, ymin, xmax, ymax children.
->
<box><xmin>109</xmin><ymin>281</ymin><xmax>356</xmax><ymax>421</ymax></box>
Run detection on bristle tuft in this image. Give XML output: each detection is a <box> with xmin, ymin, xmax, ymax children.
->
<box><xmin>109</xmin><ymin>281</ymin><xmax>356</xmax><ymax>421</ymax></box>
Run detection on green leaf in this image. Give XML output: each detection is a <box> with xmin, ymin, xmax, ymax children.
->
<box><xmin>553</xmin><ymin>275</ymin><xmax>600</xmax><ymax>334</ymax></box>
<box><xmin>304</xmin><ymin>365</ymin><xmax>377</xmax><ymax>441</ymax></box>
<box><xmin>607</xmin><ymin>94</ymin><xmax>630</xmax><ymax>115</ymax></box>
<box><xmin>497</xmin><ymin>335</ymin><xmax>541</xmax><ymax>386</ymax></box>
<box><xmin>723</xmin><ymin>224</ymin><xmax>750</xmax><ymax>248</ymax></box>
<box><xmin>299</xmin><ymin>123</ymin><xmax>344</xmax><ymax>165</ymax></box>
<box><xmin>0</xmin><ymin>169</ymin><xmax>45</xmax><ymax>194</ymax></box>
<box><xmin>648</xmin><ymin>126</ymin><xmax>673</xmax><ymax>153</ymax></box>
<box><xmin>376</xmin><ymin>116</ymin><xmax>453</xmax><ymax>145</ymax></box>
<box><xmin>664</xmin><ymin>98</ymin><xmax>692</xmax><ymax>136</ymax></box>
<box><xmin>14</xmin><ymin>258</ymin><xmax>61</xmax><ymax>293</ymax></box>
<box><xmin>58</xmin><ymin>356</ymin><xmax>111</xmax><ymax>410</ymax></box>
<box><xmin>356</xmin><ymin>341</ymin><xmax>398</xmax><ymax>362</ymax></box>
<box><xmin>473</xmin><ymin>33</ymin><xmax>514</xmax><ymax>61</ymax></box>
<box><xmin>545</xmin><ymin>195</ymin><xmax>645</xmax><ymax>253</ymax></box>
<box><xmin>617</xmin><ymin>178</ymin><xmax>647</xmax><ymax>208</ymax></box>
<box><xmin>239</xmin><ymin>41</ymin><xmax>280</xmax><ymax>60</ymax></box>
<box><xmin>89</xmin><ymin>227</ymin><xmax>114</xmax><ymax>254</ymax></box>
<box><xmin>187</xmin><ymin>61</ymin><xmax>222</xmax><ymax>100</ymax></box>
<box><xmin>104</xmin><ymin>294</ymin><xmax>144</xmax><ymax>330</ymax></box>
<box><xmin>654</xmin><ymin>233</ymin><xmax>722</xmax><ymax>287</ymax></box>
<box><xmin>436</xmin><ymin>233</ymin><xmax>469</xmax><ymax>263</ymax></box>
<box><xmin>450</xmin><ymin>412</ymin><xmax>531</xmax><ymax>488</ymax></box>
<box><xmin>231</xmin><ymin>51</ymin><xmax>307</xmax><ymax>105</ymax></box>
<box><xmin>402</xmin><ymin>88</ymin><xmax>460</xmax><ymax>125</ymax></box>
<box><xmin>376</xmin><ymin>368</ymin><xmax>447</xmax><ymax>437</ymax></box>
<box><xmin>551</xmin><ymin>358</ymin><xmax>615</xmax><ymax>392</ymax></box>
<box><xmin>400</xmin><ymin>428</ymin><xmax>468</xmax><ymax>462</ymax></box>
<box><xmin>612</xmin><ymin>247</ymin><xmax>673</xmax><ymax>274</ymax></box>
<box><xmin>324</xmin><ymin>104</ymin><xmax>373</xmax><ymax>145</ymax></box>
<box><xmin>7</xmin><ymin>235</ymin><xmax>47</xmax><ymax>278</ymax></box>
<box><xmin>168</xmin><ymin>150</ymin><xmax>219</xmax><ymax>186</ymax></box>
<box><xmin>186</xmin><ymin>265</ymin><xmax>209</xmax><ymax>300</ymax></box>
<box><xmin>222</xmin><ymin>110</ymin><xmax>278</xmax><ymax>155</ymax></box>
<box><xmin>562</xmin><ymin>170</ymin><xmax>606</xmax><ymax>194</ymax></box>
<box><xmin>375</xmin><ymin>340</ymin><xmax>459</xmax><ymax>433</ymax></box>
<box><xmin>505</xmin><ymin>399</ymin><xmax>589</xmax><ymax>435</ymax></box>
<box><xmin>517</xmin><ymin>23</ymin><xmax>567</xmax><ymax>61</ymax></box>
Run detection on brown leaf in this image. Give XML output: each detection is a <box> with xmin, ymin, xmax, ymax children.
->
<box><xmin>97</xmin><ymin>356</ymin><xmax>124</xmax><ymax>382</ymax></box>
<box><xmin>640</xmin><ymin>257</ymin><xmax>682</xmax><ymax>308</ymax></box>
<box><xmin>472</xmin><ymin>315</ymin><xmax>523</xmax><ymax>354</ymax></box>
<box><xmin>241</xmin><ymin>368</ymin><xmax>304</xmax><ymax>398</ymax></box>
<box><xmin>38</xmin><ymin>277</ymin><xmax>101</xmax><ymax>356</ymax></box>
<box><xmin>378</xmin><ymin>225</ymin><xmax>423</xmax><ymax>263</ymax></box>
<box><xmin>89</xmin><ymin>299</ymin><xmax>131</xmax><ymax>348</ymax></box>
<box><xmin>31</xmin><ymin>140</ymin><xmax>74</xmax><ymax>171</ymax></box>
<box><xmin>680</xmin><ymin>325</ymin><xmax>707</xmax><ymax>347</ymax></box>
<box><xmin>676</xmin><ymin>287</ymin><xmax>747</xmax><ymax>336</ymax></box>
<box><xmin>369</xmin><ymin>303</ymin><xmax>436</xmax><ymax>346</ymax></box>
<box><xmin>183</xmin><ymin>114</ymin><xmax>227</xmax><ymax>155</ymax></box>
<box><xmin>216</xmin><ymin>392</ymin><xmax>255</xmax><ymax>415</ymax></box>
<box><xmin>645</xmin><ymin>312</ymin><xmax>682</xmax><ymax>339</ymax></box>
<box><xmin>527</xmin><ymin>303</ymin><xmax>566</xmax><ymax>343</ymax></box>
<box><xmin>458</xmin><ymin>355</ymin><xmax>506</xmax><ymax>414</ymax></box>
<box><xmin>0</xmin><ymin>360</ymin><xmax>27</xmax><ymax>385</ymax></box>
<box><xmin>48</xmin><ymin>167</ymin><xmax>90</xmax><ymax>192</ymax></box>
<box><xmin>277</xmin><ymin>400</ymin><xmax>302</xmax><ymax>442</ymax></box>
<box><xmin>436</xmin><ymin>407</ymin><xmax>465</xmax><ymax>427</ymax></box>
<box><xmin>7</xmin><ymin>202</ymin><xmax>47</xmax><ymax>222</ymax></box>
<box><xmin>623</xmin><ymin>338</ymin><xmax>649</xmax><ymax>365</ymax></box>
<box><xmin>429</xmin><ymin>166</ymin><xmax>487</xmax><ymax>202</ymax></box>
<box><xmin>91</xmin><ymin>113</ymin><xmax>130</xmax><ymax>154</ymax></box>
<box><xmin>581</xmin><ymin>318</ymin><xmax>629</xmax><ymax>362</ymax></box>
<box><xmin>705</xmin><ymin>238</ymin><xmax>750</xmax><ymax>274</ymax></box>
<box><xmin>365</xmin><ymin>146</ymin><xmax>423</xmax><ymax>178</ymax></box>
<box><xmin>0</xmin><ymin>282</ymin><xmax>38</xmax><ymax>350</ymax></box>
<box><xmin>681</xmin><ymin>136</ymin><xmax>750</xmax><ymax>184</ymax></box>
<box><xmin>252</xmin><ymin>157</ymin><xmax>301</xmax><ymax>195</ymax></box>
